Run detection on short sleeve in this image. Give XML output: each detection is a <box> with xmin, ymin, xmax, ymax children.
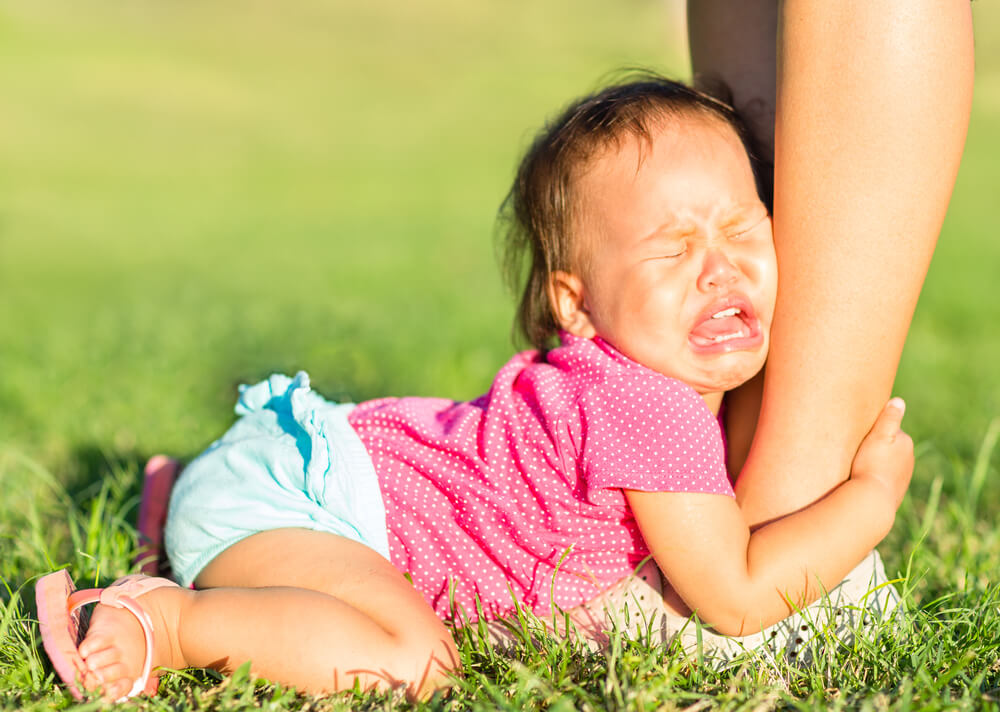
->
<box><xmin>578</xmin><ymin>372</ymin><xmax>735</xmax><ymax>502</ymax></box>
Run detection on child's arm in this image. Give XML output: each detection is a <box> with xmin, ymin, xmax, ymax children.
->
<box><xmin>626</xmin><ymin>398</ymin><xmax>912</xmax><ymax>636</ymax></box>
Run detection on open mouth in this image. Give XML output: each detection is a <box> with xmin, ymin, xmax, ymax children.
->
<box><xmin>688</xmin><ymin>297</ymin><xmax>764</xmax><ymax>353</ymax></box>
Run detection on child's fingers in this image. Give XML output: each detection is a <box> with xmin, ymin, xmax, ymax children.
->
<box><xmin>870</xmin><ymin>397</ymin><xmax>906</xmax><ymax>439</ymax></box>
<box><xmin>885</xmin><ymin>397</ymin><xmax>906</xmax><ymax>417</ymax></box>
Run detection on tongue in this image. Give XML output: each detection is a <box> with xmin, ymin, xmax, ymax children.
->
<box><xmin>691</xmin><ymin>316</ymin><xmax>745</xmax><ymax>340</ymax></box>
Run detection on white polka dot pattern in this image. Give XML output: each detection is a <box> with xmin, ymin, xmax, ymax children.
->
<box><xmin>347</xmin><ymin>333</ymin><xmax>734</xmax><ymax>623</ymax></box>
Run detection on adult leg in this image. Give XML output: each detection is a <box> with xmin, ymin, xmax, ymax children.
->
<box><xmin>688</xmin><ymin>0</ymin><xmax>974</xmax><ymax>526</ymax></box>
<box><xmin>687</xmin><ymin>0</ymin><xmax>777</xmax><ymax>160</ymax></box>
<box><xmin>687</xmin><ymin>1</ymin><xmax>777</xmax><ymax>479</ymax></box>
<box><xmin>77</xmin><ymin>529</ymin><xmax>458</xmax><ymax>700</ymax></box>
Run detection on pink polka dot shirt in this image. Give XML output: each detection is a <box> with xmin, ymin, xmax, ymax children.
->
<box><xmin>347</xmin><ymin>333</ymin><xmax>734</xmax><ymax>622</ymax></box>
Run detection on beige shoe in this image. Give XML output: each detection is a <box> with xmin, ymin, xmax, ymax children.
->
<box><xmin>576</xmin><ymin>550</ymin><xmax>901</xmax><ymax>662</ymax></box>
<box><xmin>478</xmin><ymin>550</ymin><xmax>900</xmax><ymax>662</ymax></box>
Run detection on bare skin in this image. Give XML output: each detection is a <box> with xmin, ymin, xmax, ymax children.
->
<box><xmin>78</xmin><ymin>588</ymin><xmax>185</xmax><ymax>700</ymax></box>
<box><xmin>688</xmin><ymin>0</ymin><xmax>777</xmax><ymax>159</ymax></box>
<box><xmin>687</xmin><ymin>0</ymin><xmax>974</xmax><ymax>526</ymax></box>
<box><xmin>68</xmin><ymin>3</ymin><xmax>973</xmax><ymax>689</ymax></box>
<box><xmin>564</xmin><ymin>0</ymin><xmax>973</xmax><ymax>630</ymax></box>
<box><xmin>550</xmin><ymin>116</ymin><xmax>912</xmax><ymax>635</ymax></box>
<box><xmin>626</xmin><ymin>398</ymin><xmax>911</xmax><ymax>635</ymax></box>
<box><xmin>75</xmin><ymin>529</ymin><xmax>458</xmax><ymax>701</ymax></box>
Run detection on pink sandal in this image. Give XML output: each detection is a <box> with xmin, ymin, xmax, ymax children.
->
<box><xmin>135</xmin><ymin>455</ymin><xmax>182</xmax><ymax>577</ymax></box>
<box><xmin>35</xmin><ymin>569</ymin><xmax>178</xmax><ymax>701</ymax></box>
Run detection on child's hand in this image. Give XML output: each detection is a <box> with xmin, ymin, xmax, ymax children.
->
<box><xmin>850</xmin><ymin>398</ymin><xmax>914</xmax><ymax>510</ymax></box>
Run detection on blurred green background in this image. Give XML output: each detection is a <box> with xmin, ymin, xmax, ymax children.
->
<box><xmin>0</xmin><ymin>0</ymin><xmax>997</xmax><ymax>490</ymax></box>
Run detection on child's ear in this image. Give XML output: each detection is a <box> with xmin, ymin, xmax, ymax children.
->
<box><xmin>548</xmin><ymin>271</ymin><xmax>596</xmax><ymax>338</ymax></box>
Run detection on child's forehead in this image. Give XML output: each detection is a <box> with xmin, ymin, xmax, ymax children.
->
<box><xmin>627</xmin><ymin>112</ymin><xmax>738</xmax><ymax>155</ymax></box>
<box><xmin>570</xmin><ymin>114</ymin><xmax>763</xmax><ymax>242</ymax></box>
<box><xmin>579</xmin><ymin>113</ymin><xmax>744</xmax><ymax>183</ymax></box>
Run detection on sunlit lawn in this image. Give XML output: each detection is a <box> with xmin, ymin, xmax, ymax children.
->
<box><xmin>1</xmin><ymin>1</ymin><xmax>999</xmax><ymax>709</ymax></box>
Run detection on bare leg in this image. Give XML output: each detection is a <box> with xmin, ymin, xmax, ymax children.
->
<box><xmin>687</xmin><ymin>1</ymin><xmax>775</xmax><ymax>480</ymax></box>
<box><xmin>687</xmin><ymin>0</ymin><xmax>777</xmax><ymax>160</ymax></box>
<box><xmin>77</xmin><ymin>529</ymin><xmax>458</xmax><ymax>700</ymax></box>
<box><xmin>688</xmin><ymin>0</ymin><xmax>974</xmax><ymax>526</ymax></box>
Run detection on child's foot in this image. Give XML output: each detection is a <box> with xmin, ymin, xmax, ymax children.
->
<box><xmin>36</xmin><ymin>571</ymin><xmax>188</xmax><ymax>701</ymax></box>
<box><xmin>135</xmin><ymin>455</ymin><xmax>182</xmax><ymax>577</ymax></box>
<box><xmin>77</xmin><ymin>586</ymin><xmax>187</xmax><ymax>700</ymax></box>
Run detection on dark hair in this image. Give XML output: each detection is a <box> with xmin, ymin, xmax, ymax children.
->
<box><xmin>498</xmin><ymin>71</ymin><xmax>773</xmax><ymax>351</ymax></box>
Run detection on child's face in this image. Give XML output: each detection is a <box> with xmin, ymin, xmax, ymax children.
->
<box><xmin>551</xmin><ymin>115</ymin><xmax>777</xmax><ymax>410</ymax></box>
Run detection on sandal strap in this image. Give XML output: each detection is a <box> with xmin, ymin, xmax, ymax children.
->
<box><xmin>101</xmin><ymin>575</ymin><xmax>177</xmax><ymax>604</ymax></box>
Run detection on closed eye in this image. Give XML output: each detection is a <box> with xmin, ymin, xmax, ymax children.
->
<box><xmin>726</xmin><ymin>213</ymin><xmax>770</xmax><ymax>240</ymax></box>
<box><xmin>641</xmin><ymin>238</ymin><xmax>687</xmax><ymax>261</ymax></box>
<box><xmin>652</xmin><ymin>239</ymin><xmax>688</xmax><ymax>259</ymax></box>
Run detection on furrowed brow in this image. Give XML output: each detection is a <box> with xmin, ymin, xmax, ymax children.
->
<box><xmin>641</xmin><ymin>220</ymin><xmax>697</xmax><ymax>243</ymax></box>
<box><xmin>718</xmin><ymin>203</ymin><xmax>767</xmax><ymax>229</ymax></box>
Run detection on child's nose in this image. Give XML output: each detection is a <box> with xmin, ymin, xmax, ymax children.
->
<box><xmin>697</xmin><ymin>248</ymin><xmax>739</xmax><ymax>291</ymax></box>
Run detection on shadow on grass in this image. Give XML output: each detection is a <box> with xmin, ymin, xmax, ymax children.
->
<box><xmin>60</xmin><ymin>444</ymin><xmax>149</xmax><ymax>505</ymax></box>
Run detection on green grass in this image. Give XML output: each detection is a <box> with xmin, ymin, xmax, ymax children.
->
<box><xmin>1</xmin><ymin>1</ymin><xmax>999</xmax><ymax>709</ymax></box>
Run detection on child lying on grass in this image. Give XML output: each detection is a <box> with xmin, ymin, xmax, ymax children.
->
<box><xmin>35</xmin><ymin>74</ymin><xmax>912</xmax><ymax>702</ymax></box>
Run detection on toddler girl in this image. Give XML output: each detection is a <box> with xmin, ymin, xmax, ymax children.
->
<box><xmin>35</xmin><ymin>75</ymin><xmax>913</xmax><ymax>702</ymax></box>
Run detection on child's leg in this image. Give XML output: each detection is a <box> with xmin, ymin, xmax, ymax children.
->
<box><xmin>78</xmin><ymin>528</ymin><xmax>457</xmax><ymax>700</ymax></box>
<box><xmin>135</xmin><ymin>456</ymin><xmax>181</xmax><ymax>577</ymax></box>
